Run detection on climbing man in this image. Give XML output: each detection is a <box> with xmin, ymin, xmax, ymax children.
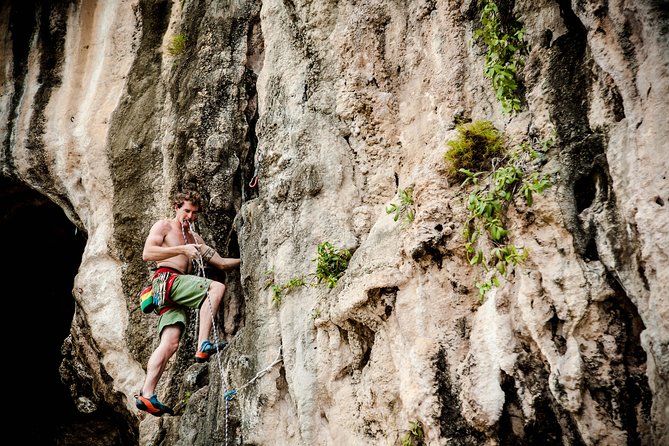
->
<box><xmin>135</xmin><ymin>190</ymin><xmax>241</xmax><ymax>416</ymax></box>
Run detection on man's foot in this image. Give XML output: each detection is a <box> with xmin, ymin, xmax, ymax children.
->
<box><xmin>135</xmin><ymin>392</ymin><xmax>174</xmax><ymax>417</ymax></box>
<box><xmin>195</xmin><ymin>339</ymin><xmax>228</xmax><ymax>363</ymax></box>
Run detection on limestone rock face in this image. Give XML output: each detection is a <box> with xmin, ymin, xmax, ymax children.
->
<box><xmin>1</xmin><ymin>0</ymin><xmax>667</xmax><ymax>444</ymax></box>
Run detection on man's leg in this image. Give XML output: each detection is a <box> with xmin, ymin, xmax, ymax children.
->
<box><xmin>142</xmin><ymin>324</ymin><xmax>181</xmax><ymax>396</ymax></box>
<box><xmin>136</xmin><ymin>324</ymin><xmax>181</xmax><ymax>416</ymax></box>
<box><xmin>195</xmin><ymin>281</ymin><xmax>225</xmax><ymax>362</ymax></box>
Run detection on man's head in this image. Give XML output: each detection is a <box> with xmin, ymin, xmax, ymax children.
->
<box><xmin>173</xmin><ymin>190</ymin><xmax>202</xmax><ymax>209</ymax></box>
<box><xmin>173</xmin><ymin>190</ymin><xmax>202</xmax><ymax>225</ymax></box>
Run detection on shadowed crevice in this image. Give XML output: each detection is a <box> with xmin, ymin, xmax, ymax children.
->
<box><xmin>0</xmin><ymin>177</ymin><xmax>136</xmax><ymax>444</ymax></box>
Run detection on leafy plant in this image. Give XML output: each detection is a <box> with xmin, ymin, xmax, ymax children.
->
<box><xmin>271</xmin><ymin>284</ymin><xmax>282</xmax><ymax>306</ymax></box>
<box><xmin>453</xmin><ymin>127</ymin><xmax>553</xmax><ymax>301</ymax></box>
<box><xmin>270</xmin><ymin>275</ymin><xmax>307</xmax><ymax>306</ymax></box>
<box><xmin>168</xmin><ymin>33</ymin><xmax>187</xmax><ymax>56</ymax></box>
<box><xmin>445</xmin><ymin>120</ymin><xmax>508</xmax><ymax>182</ymax></box>
<box><xmin>520</xmin><ymin>172</ymin><xmax>551</xmax><ymax>206</ymax></box>
<box><xmin>541</xmin><ymin>131</ymin><xmax>556</xmax><ymax>151</ymax></box>
<box><xmin>400</xmin><ymin>420</ymin><xmax>424</xmax><ymax>446</ymax></box>
<box><xmin>386</xmin><ymin>186</ymin><xmax>416</xmax><ymax>227</ymax></box>
<box><xmin>182</xmin><ymin>391</ymin><xmax>192</xmax><ymax>405</ymax></box>
<box><xmin>266</xmin><ymin>242</ymin><xmax>352</xmax><ymax>306</ymax></box>
<box><xmin>171</xmin><ymin>390</ymin><xmax>193</xmax><ymax>414</ymax></box>
<box><xmin>314</xmin><ymin>242</ymin><xmax>351</xmax><ymax>288</ymax></box>
<box><xmin>473</xmin><ymin>0</ymin><xmax>526</xmax><ymax>114</ymax></box>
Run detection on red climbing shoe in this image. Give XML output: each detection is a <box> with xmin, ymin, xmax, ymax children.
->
<box><xmin>135</xmin><ymin>392</ymin><xmax>174</xmax><ymax>416</ymax></box>
<box><xmin>195</xmin><ymin>340</ymin><xmax>228</xmax><ymax>363</ymax></box>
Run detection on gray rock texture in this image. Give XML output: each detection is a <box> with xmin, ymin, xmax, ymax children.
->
<box><xmin>1</xmin><ymin>0</ymin><xmax>667</xmax><ymax>444</ymax></box>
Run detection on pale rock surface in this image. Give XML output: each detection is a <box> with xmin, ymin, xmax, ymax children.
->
<box><xmin>0</xmin><ymin>0</ymin><xmax>667</xmax><ymax>445</ymax></box>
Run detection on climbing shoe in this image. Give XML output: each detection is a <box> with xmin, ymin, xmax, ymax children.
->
<box><xmin>135</xmin><ymin>392</ymin><xmax>174</xmax><ymax>417</ymax></box>
<box><xmin>195</xmin><ymin>339</ymin><xmax>228</xmax><ymax>363</ymax></box>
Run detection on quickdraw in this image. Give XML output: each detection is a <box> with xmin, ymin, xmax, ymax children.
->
<box><xmin>223</xmin><ymin>348</ymin><xmax>283</xmax><ymax>401</ymax></box>
<box><xmin>153</xmin><ymin>272</ymin><xmax>170</xmax><ymax>308</ymax></box>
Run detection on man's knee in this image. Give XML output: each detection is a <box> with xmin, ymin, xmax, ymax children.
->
<box><xmin>209</xmin><ymin>281</ymin><xmax>225</xmax><ymax>299</ymax></box>
<box><xmin>160</xmin><ymin>328</ymin><xmax>181</xmax><ymax>353</ymax></box>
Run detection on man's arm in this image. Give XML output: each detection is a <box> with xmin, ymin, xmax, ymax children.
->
<box><xmin>209</xmin><ymin>253</ymin><xmax>241</xmax><ymax>271</ymax></box>
<box><xmin>196</xmin><ymin>240</ymin><xmax>241</xmax><ymax>271</ymax></box>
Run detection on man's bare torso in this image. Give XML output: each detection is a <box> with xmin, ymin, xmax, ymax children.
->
<box><xmin>157</xmin><ymin>218</ymin><xmax>198</xmax><ymax>274</ymax></box>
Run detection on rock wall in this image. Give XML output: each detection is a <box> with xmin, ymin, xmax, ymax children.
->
<box><xmin>1</xmin><ymin>0</ymin><xmax>667</xmax><ymax>444</ymax></box>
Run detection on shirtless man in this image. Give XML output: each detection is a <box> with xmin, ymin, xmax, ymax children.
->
<box><xmin>135</xmin><ymin>190</ymin><xmax>241</xmax><ymax>416</ymax></box>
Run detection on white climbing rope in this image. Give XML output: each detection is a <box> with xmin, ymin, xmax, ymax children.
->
<box><xmin>183</xmin><ymin>221</ymin><xmax>232</xmax><ymax>446</ymax></box>
<box><xmin>182</xmin><ymin>221</ymin><xmax>284</xmax><ymax>444</ymax></box>
<box><xmin>223</xmin><ymin>348</ymin><xmax>283</xmax><ymax>402</ymax></box>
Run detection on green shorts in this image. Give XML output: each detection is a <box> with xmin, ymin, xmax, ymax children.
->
<box><xmin>155</xmin><ymin>274</ymin><xmax>212</xmax><ymax>336</ymax></box>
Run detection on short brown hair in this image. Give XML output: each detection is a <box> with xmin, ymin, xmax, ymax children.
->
<box><xmin>173</xmin><ymin>190</ymin><xmax>202</xmax><ymax>209</ymax></box>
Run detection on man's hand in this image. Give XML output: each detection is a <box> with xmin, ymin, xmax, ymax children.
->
<box><xmin>184</xmin><ymin>243</ymin><xmax>202</xmax><ymax>260</ymax></box>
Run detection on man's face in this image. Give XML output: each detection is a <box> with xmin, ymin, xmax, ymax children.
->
<box><xmin>176</xmin><ymin>200</ymin><xmax>200</xmax><ymax>226</ymax></box>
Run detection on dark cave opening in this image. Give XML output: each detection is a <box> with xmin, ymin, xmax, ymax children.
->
<box><xmin>1</xmin><ymin>178</ymin><xmax>85</xmax><ymax>444</ymax></box>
